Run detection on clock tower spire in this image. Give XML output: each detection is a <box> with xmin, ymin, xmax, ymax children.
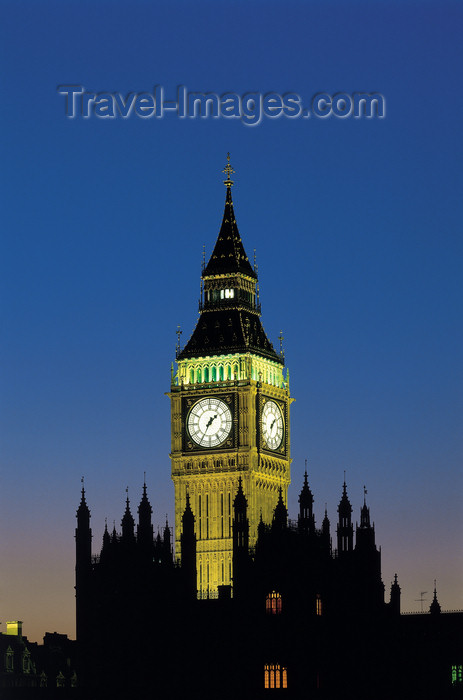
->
<box><xmin>170</xmin><ymin>157</ymin><xmax>292</xmax><ymax>597</ymax></box>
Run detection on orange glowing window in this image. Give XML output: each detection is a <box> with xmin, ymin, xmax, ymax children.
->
<box><xmin>316</xmin><ymin>594</ymin><xmax>322</xmax><ymax>616</ymax></box>
<box><xmin>266</xmin><ymin>591</ymin><xmax>282</xmax><ymax>614</ymax></box>
<box><xmin>264</xmin><ymin>664</ymin><xmax>288</xmax><ymax>689</ymax></box>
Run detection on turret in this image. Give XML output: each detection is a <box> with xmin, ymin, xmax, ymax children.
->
<box><xmin>181</xmin><ymin>492</ymin><xmax>197</xmax><ymax>598</ymax></box>
<box><xmin>76</xmin><ymin>484</ymin><xmax>92</xmax><ymax>567</ymax></box>
<box><xmin>389</xmin><ymin>573</ymin><xmax>401</xmax><ymax>616</ymax></box>
<box><xmin>298</xmin><ymin>469</ymin><xmax>315</xmax><ymax>535</ymax></box>
<box><xmin>233</xmin><ymin>478</ymin><xmax>250</xmax><ymax>597</ymax></box>
<box><xmin>75</xmin><ymin>482</ymin><xmax>92</xmax><ymax>644</ymax></box>
<box><xmin>121</xmin><ymin>493</ymin><xmax>136</xmax><ymax>552</ymax></box>
<box><xmin>272</xmin><ymin>487</ymin><xmax>288</xmax><ymax>532</ymax></box>
<box><xmin>162</xmin><ymin>517</ymin><xmax>172</xmax><ymax>565</ymax></box>
<box><xmin>100</xmin><ymin>520</ymin><xmax>111</xmax><ymax>564</ymax></box>
<box><xmin>355</xmin><ymin>488</ymin><xmax>376</xmax><ymax>551</ymax></box>
<box><xmin>233</xmin><ymin>477</ymin><xmax>249</xmax><ymax>550</ymax></box>
<box><xmin>137</xmin><ymin>481</ymin><xmax>154</xmax><ymax>555</ymax></box>
<box><xmin>430</xmin><ymin>581</ymin><xmax>441</xmax><ymax>615</ymax></box>
<box><xmin>322</xmin><ymin>506</ymin><xmax>331</xmax><ymax>553</ymax></box>
<box><xmin>337</xmin><ymin>478</ymin><xmax>353</xmax><ymax>554</ymax></box>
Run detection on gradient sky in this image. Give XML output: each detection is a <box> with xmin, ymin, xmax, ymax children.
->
<box><xmin>1</xmin><ymin>0</ymin><xmax>462</xmax><ymax>642</ymax></box>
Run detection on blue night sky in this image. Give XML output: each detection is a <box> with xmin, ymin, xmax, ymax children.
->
<box><xmin>1</xmin><ymin>0</ymin><xmax>462</xmax><ymax>641</ymax></box>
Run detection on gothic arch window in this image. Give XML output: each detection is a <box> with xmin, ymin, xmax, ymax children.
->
<box><xmin>233</xmin><ymin>363</ymin><xmax>238</xmax><ymax>380</ymax></box>
<box><xmin>56</xmin><ymin>672</ymin><xmax>65</xmax><ymax>688</ymax></box>
<box><xmin>220</xmin><ymin>492</ymin><xmax>224</xmax><ymax>538</ymax></box>
<box><xmin>204</xmin><ymin>367</ymin><xmax>209</xmax><ymax>382</ymax></box>
<box><xmin>189</xmin><ymin>369</ymin><xmax>194</xmax><ymax>384</ymax></box>
<box><xmin>197</xmin><ymin>368</ymin><xmax>202</xmax><ymax>383</ymax></box>
<box><xmin>198</xmin><ymin>494</ymin><xmax>202</xmax><ymax>539</ymax></box>
<box><xmin>219</xmin><ymin>365</ymin><xmax>224</xmax><ymax>381</ymax></box>
<box><xmin>264</xmin><ymin>664</ymin><xmax>287</xmax><ymax>689</ymax></box>
<box><xmin>227</xmin><ymin>365</ymin><xmax>232</xmax><ymax>380</ymax></box>
<box><xmin>211</xmin><ymin>366</ymin><xmax>217</xmax><ymax>381</ymax></box>
<box><xmin>5</xmin><ymin>647</ymin><xmax>14</xmax><ymax>672</ymax></box>
<box><xmin>266</xmin><ymin>591</ymin><xmax>282</xmax><ymax>615</ymax></box>
<box><xmin>22</xmin><ymin>651</ymin><xmax>31</xmax><ymax>674</ymax></box>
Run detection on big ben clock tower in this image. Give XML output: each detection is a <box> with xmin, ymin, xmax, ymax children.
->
<box><xmin>169</xmin><ymin>156</ymin><xmax>292</xmax><ymax>596</ymax></box>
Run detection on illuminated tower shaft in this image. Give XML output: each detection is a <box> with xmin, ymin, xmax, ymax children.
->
<box><xmin>169</xmin><ymin>157</ymin><xmax>292</xmax><ymax>596</ymax></box>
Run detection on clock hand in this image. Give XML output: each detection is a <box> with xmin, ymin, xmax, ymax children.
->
<box><xmin>205</xmin><ymin>414</ymin><xmax>218</xmax><ymax>432</ymax></box>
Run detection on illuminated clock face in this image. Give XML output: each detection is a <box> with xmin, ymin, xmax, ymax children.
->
<box><xmin>262</xmin><ymin>400</ymin><xmax>284</xmax><ymax>450</ymax></box>
<box><xmin>187</xmin><ymin>397</ymin><xmax>233</xmax><ymax>448</ymax></box>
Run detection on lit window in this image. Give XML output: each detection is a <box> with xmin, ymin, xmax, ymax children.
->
<box><xmin>316</xmin><ymin>594</ymin><xmax>322</xmax><ymax>616</ymax></box>
<box><xmin>220</xmin><ymin>288</ymin><xmax>235</xmax><ymax>299</ymax></box>
<box><xmin>264</xmin><ymin>664</ymin><xmax>288</xmax><ymax>689</ymax></box>
<box><xmin>56</xmin><ymin>672</ymin><xmax>65</xmax><ymax>688</ymax></box>
<box><xmin>266</xmin><ymin>591</ymin><xmax>282</xmax><ymax>614</ymax></box>
<box><xmin>452</xmin><ymin>665</ymin><xmax>463</xmax><ymax>685</ymax></box>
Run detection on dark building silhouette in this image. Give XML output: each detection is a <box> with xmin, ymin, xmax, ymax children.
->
<box><xmin>0</xmin><ymin>622</ymin><xmax>77</xmax><ymax>698</ymax></box>
<box><xmin>75</xmin><ymin>475</ymin><xmax>463</xmax><ymax>700</ymax></box>
<box><xmin>74</xmin><ymin>159</ymin><xmax>462</xmax><ymax>700</ymax></box>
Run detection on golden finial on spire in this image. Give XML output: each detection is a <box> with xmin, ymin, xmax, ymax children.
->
<box><xmin>222</xmin><ymin>152</ymin><xmax>235</xmax><ymax>187</ymax></box>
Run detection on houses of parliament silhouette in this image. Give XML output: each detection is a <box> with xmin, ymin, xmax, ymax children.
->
<box><xmin>72</xmin><ymin>158</ymin><xmax>463</xmax><ymax>700</ymax></box>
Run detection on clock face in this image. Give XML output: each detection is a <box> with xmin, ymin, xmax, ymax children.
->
<box><xmin>187</xmin><ymin>397</ymin><xmax>233</xmax><ymax>448</ymax></box>
<box><xmin>261</xmin><ymin>400</ymin><xmax>284</xmax><ymax>450</ymax></box>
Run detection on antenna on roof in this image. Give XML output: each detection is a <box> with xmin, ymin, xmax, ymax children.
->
<box><xmin>254</xmin><ymin>249</ymin><xmax>261</xmax><ymax>312</ymax></box>
<box><xmin>414</xmin><ymin>591</ymin><xmax>428</xmax><ymax>612</ymax></box>
<box><xmin>278</xmin><ymin>331</ymin><xmax>285</xmax><ymax>360</ymax></box>
<box><xmin>176</xmin><ymin>324</ymin><xmax>183</xmax><ymax>358</ymax></box>
<box><xmin>200</xmin><ymin>246</ymin><xmax>205</xmax><ymax>310</ymax></box>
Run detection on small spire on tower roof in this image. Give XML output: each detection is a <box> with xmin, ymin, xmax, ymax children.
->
<box><xmin>222</xmin><ymin>152</ymin><xmax>235</xmax><ymax>187</ymax></box>
<box><xmin>430</xmin><ymin>580</ymin><xmax>441</xmax><ymax>615</ymax></box>
<box><xmin>234</xmin><ymin>476</ymin><xmax>248</xmax><ymax>509</ymax></box>
<box><xmin>77</xmin><ymin>476</ymin><xmax>90</xmax><ymax>521</ymax></box>
<box><xmin>272</xmin><ymin>487</ymin><xmax>288</xmax><ymax>530</ymax></box>
<box><xmin>102</xmin><ymin>519</ymin><xmax>110</xmax><ymax>549</ymax></box>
